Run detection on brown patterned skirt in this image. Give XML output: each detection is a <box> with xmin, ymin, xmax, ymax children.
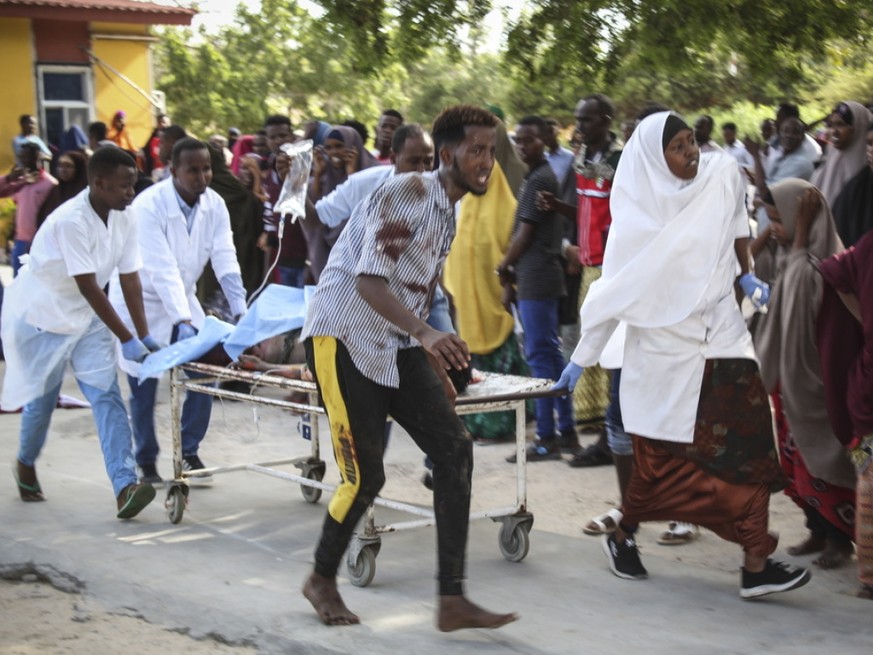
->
<box><xmin>622</xmin><ymin>359</ymin><xmax>784</xmax><ymax>557</ymax></box>
<box><xmin>657</xmin><ymin>358</ymin><xmax>786</xmax><ymax>491</ymax></box>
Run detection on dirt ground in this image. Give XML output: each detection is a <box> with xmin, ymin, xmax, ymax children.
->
<box><xmin>0</xmin><ymin>575</ymin><xmax>257</xmax><ymax>655</ymax></box>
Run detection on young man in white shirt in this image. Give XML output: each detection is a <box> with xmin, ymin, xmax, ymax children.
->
<box><xmin>109</xmin><ymin>138</ymin><xmax>247</xmax><ymax>485</ymax></box>
<box><xmin>721</xmin><ymin>122</ymin><xmax>754</xmax><ymax>172</ymax></box>
<box><xmin>2</xmin><ymin>147</ymin><xmax>160</xmax><ymax>519</ymax></box>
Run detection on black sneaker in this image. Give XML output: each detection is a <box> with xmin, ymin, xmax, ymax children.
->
<box><xmin>602</xmin><ymin>532</ymin><xmax>648</xmax><ymax>580</ymax></box>
<box><xmin>139</xmin><ymin>463</ymin><xmax>163</xmax><ymax>486</ymax></box>
<box><xmin>506</xmin><ymin>441</ymin><xmax>562</xmax><ymax>463</ymax></box>
<box><xmin>421</xmin><ymin>471</ymin><xmax>433</xmax><ymax>490</ymax></box>
<box><xmin>556</xmin><ymin>430</ymin><xmax>580</xmax><ymax>453</ymax></box>
<box><xmin>568</xmin><ymin>442</ymin><xmax>613</xmax><ymax>467</ymax></box>
<box><xmin>182</xmin><ymin>455</ymin><xmax>214</xmax><ymax>485</ymax></box>
<box><xmin>740</xmin><ymin>559</ymin><xmax>811</xmax><ymax>599</ymax></box>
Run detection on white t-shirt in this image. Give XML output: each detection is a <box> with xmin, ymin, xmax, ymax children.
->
<box><xmin>23</xmin><ymin>188</ymin><xmax>141</xmax><ymax>335</ymax></box>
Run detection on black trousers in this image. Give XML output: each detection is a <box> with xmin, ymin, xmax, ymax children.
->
<box><xmin>305</xmin><ymin>337</ymin><xmax>473</xmax><ymax>595</ymax></box>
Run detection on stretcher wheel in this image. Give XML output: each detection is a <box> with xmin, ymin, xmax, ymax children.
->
<box><xmin>300</xmin><ymin>468</ymin><xmax>323</xmax><ymax>504</ymax></box>
<box><xmin>166</xmin><ymin>486</ymin><xmax>185</xmax><ymax>524</ymax></box>
<box><xmin>498</xmin><ymin>523</ymin><xmax>530</xmax><ymax>562</ymax></box>
<box><xmin>347</xmin><ymin>546</ymin><xmax>377</xmax><ymax>587</ymax></box>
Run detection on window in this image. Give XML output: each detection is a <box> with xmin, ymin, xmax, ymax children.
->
<box><xmin>38</xmin><ymin>66</ymin><xmax>93</xmax><ymax>149</ymax></box>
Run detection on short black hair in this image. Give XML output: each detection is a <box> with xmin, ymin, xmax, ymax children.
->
<box><xmin>431</xmin><ymin>105</ymin><xmax>498</xmax><ymax>151</ymax></box>
<box><xmin>342</xmin><ymin>119</ymin><xmax>368</xmax><ymax>145</ymax></box>
<box><xmin>517</xmin><ymin>115</ymin><xmax>549</xmax><ymax>139</ymax></box>
<box><xmin>382</xmin><ymin>109</ymin><xmax>404</xmax><ymax>123</ymax></box>
<box><xmin>171</xmin><ymin>137</ymin><xmax>209</xmax><ymax>167</ymax></box>
<box><xmin>697</xmin><ymin>115</ymin><xmax>714</xmax><ymax>128</ymax></box>
<box><xmin>777</xmin><ymin>103</ymin><xmax>800</xmax><ymax>119</ymax></box>
<box><xmin>18</xmin><ymin>142</ymin><xmax>40</xmax><ymax>158</ymax></box>
<box><xmin>584</xmin><ymin>93</ymin><xmax>616</xmax><ymax>119</ymax></box>
<box><xmin>88</xmin><ymin>121</ymin><xmax>108</xmax><ymax>140</ymax></box>
<box><xmin>264</xmin><ymin>114</ymin><xmax>292</xmax><ymax>129</ymax></box>
<box><xmin>392</xmin><ymin>123</ymin><xmax>428</xmax><ymax>153</ymax></box>
<box><xmin>162</xmin><ymin>125</ymin><xmax>188</xmax><ymax>143</ymax></box>
<box><xmin>635</xmin><ymin>103</ymin><xmax>669</xmax><ymax>122</ymax></box>
<box><xmin>722</xmin><ymin>122</ymin><xmax>737</xmax><ymax>131</ymax></box>
<box><xmin>87</xmin><ymin>146</ymin><xmax>136</xmax><ymax>180</ymax></box>
<box><xmin>19</xmin><ymin>114</ymin><xmax>34</xmax><ymax>126</ymax></box>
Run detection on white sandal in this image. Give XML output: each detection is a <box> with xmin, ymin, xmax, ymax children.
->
<box><xmin>657</xmin><ymin>521</ymin><xmax>699</xmax><ymax>545</ymax></box>
<box><xmin>582</xmin><ymin>508</ymin><xmax>623</xmax><ymax>536</ymax></box>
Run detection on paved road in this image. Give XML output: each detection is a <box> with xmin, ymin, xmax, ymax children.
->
<box><xmin>1</xmin><ymin>370</ymin><xmax>870</xmax><ymax>654</ymax></box>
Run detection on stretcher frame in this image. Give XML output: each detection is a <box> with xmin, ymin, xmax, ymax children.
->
<box><xmin>166</xmin><ymin>361</ymin><xmax>559</xmax><ymax>586</ymax></box>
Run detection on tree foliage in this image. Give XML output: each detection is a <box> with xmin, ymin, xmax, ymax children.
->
<box><xmin>505</xmin><ymin>0</ymin><xmax>872</xmax><ymax>113</ymax></box>
<box><xmin>155</xmin><ymin>0</ymin><xmax>873</xmax><ymax>137</ymax></box>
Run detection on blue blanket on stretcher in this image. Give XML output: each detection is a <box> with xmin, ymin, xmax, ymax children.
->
<box><xmin>138</xmin><ymin>284</ymin><xmax>313</xmax><ymax>381</ymax></box>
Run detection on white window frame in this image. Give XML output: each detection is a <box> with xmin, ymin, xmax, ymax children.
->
<box><xmin>37</xmin><ymin>64</ymin><xmax>94</xmax><ymax>140</ymax></box>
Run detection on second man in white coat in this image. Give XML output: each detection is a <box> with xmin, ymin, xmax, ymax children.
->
<box><xmin>110</xmin><ymin>138</ymin><xmax>247</xmax><ymax>485</ymax></box>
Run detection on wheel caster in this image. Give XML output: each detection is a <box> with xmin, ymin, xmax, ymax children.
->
<box><xmin>165</xmin><ymin>485</ymin><xmax>188</xmax><ymax>524</ymax></box>
<box><xmin>498</xmin><ymin>522</ymin><xmax>530</xmax><ymax>562</ymax></box>
<box><xmin>300</xmin><ymin>468</ymin><xmax>323</xmax><ymax>503</ymax></box>
<box><xmin>347</xmin><ymin>545</ymin><xmax>377</xmax><ymax>587</ymax></box>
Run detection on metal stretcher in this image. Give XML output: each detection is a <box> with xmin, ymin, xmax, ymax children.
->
<box><xmin>165</xmin><ymin>362</ymin><xmax>560</xmax><ymax>587</ymax></box>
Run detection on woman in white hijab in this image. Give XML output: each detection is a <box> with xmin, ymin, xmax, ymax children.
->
<box><xmin>554</xmin><ymin>111</ymin><xmax>810</xmax><ymax>599</ymax></box>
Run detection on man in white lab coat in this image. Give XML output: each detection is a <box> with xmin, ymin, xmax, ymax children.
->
<box><xmin>2</xmin><ymin>147</ymin><xmax>158</xmax><ymax>519</ymax></box>
<box><xmin>110</xmin><ymin>138</ymin><xmax>247</xmax><ymax>485</ymax></box>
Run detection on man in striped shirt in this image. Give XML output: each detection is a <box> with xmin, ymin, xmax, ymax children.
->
<box><xmin>300</xmin><ymin>105</ymin><xmax>518</xmax><ymax>631</ymax></box>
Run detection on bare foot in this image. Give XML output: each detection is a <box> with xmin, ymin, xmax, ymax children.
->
<box><xmin>302</xmin><ymin>572</ymin><xmax>360</xmax><ymax>626</ymax></box>
<box><xmin>786</xmin><ymin>534</ymin><xmax>826</xmax><ymax>557</ymax></box>
<box><xmin>813</xmin><ymin>540</ymin><xmax>853</xmax><ymax>569</ymax></box>
<box><xmin>437</xmin><ymin>595</ymin><xmax>518</xmax><ymax>632</ymax></box>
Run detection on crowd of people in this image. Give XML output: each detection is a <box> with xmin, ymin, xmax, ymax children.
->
<box><xmin>1</xmin><ymin>92</ymin><xmax>872</xmax><ymax>629</ymax></box>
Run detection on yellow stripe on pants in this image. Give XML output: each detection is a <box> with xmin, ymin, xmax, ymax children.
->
<box><xmin>312</xmin><ymin>336</ymin><xmax>362</xmax><ymax>524</ymax></box>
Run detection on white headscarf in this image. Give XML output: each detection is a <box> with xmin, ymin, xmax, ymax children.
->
<box><xmin>580</xmin><ymin>111</ymin><xmax>743</xmax><ymax>332</ymax></box>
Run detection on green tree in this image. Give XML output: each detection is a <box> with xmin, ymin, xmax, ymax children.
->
<box><xmin>504</xmin><ymin>0</ymin><xmax>871</xmax><ymax>112</ymax></box>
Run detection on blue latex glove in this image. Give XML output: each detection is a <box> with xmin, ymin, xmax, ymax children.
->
<box><xmin>121</xmin><ymin>338</ymin><xmax>150</xmax><ymax>363</ymax></box>
<box><xmin>173</xmin><ymin>322</ymin><xmax>197</xmax><ymax>343</ymax></box>
<box><xmin>739</xmin><ymin>273</ymin><xmax>770</xmax><ymax>309</ymax></box>
<box><xmin>141</xmin><ymin>335</ymin><xmax>166</xmax><ymax>352</ymax></box>
<box><xmin>552</xmin><ymin>362</ymin><xmax>585</xmax><ymax>393</ymax></box>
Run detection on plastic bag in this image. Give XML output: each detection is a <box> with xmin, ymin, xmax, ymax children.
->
<box><xmin>274</xmin><ymin>139</ymin><xmax>313</xmax><ymax>221</ymax></box>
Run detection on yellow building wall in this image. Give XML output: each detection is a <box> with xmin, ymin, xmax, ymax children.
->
<box><xmin>0</xmin><ymin>18</ymin><xmax>37</xmax><ymax>172</ymax></box>
<box><xmin>92</xmin><ymin>23</ymin><xmax>157</xmax><ymax>152</ymax></box>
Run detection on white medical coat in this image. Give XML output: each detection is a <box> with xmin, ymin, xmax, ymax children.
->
<box><xmin>109</xmin><ymin>178</ymin><xmax>241</xmax><ymax>376</ymax></box>
<box><xmin>1</xmin><ymin>189</ymin><xmax>140</xmax><ymax>409</ymax></box>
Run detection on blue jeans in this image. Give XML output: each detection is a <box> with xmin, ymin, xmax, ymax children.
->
<box><xmin>127</xmin><ymin>372</ymin><xmax>213</xmax><ymax>466</ymax></box>
<box><xmin>518</xmin><ymin>298</ymin><xmax>575</xmax><ymax>439</ymax></box>
<box><xmin>11</xmin><ymin>239</ymin><xmax>29</xmax><ymax>277</ymax></box>
<box><xmin>277</xmin><ymin>265</ymin><xmax>305</xmax><ymax>288</ymax></box>
<box><xmin>19</xmin><ymin>378</ymin><xmax>138</xmax><ymax>497</ymax></box>
<box><xmin>605</xmin><ymin>369</ymin><xmax>632</xmax><ymax>456</ymax></box>
<box><xmin>425</xmin><ymin>285</ymin><xmax>454</xmax><ymax>333</ymax></box>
